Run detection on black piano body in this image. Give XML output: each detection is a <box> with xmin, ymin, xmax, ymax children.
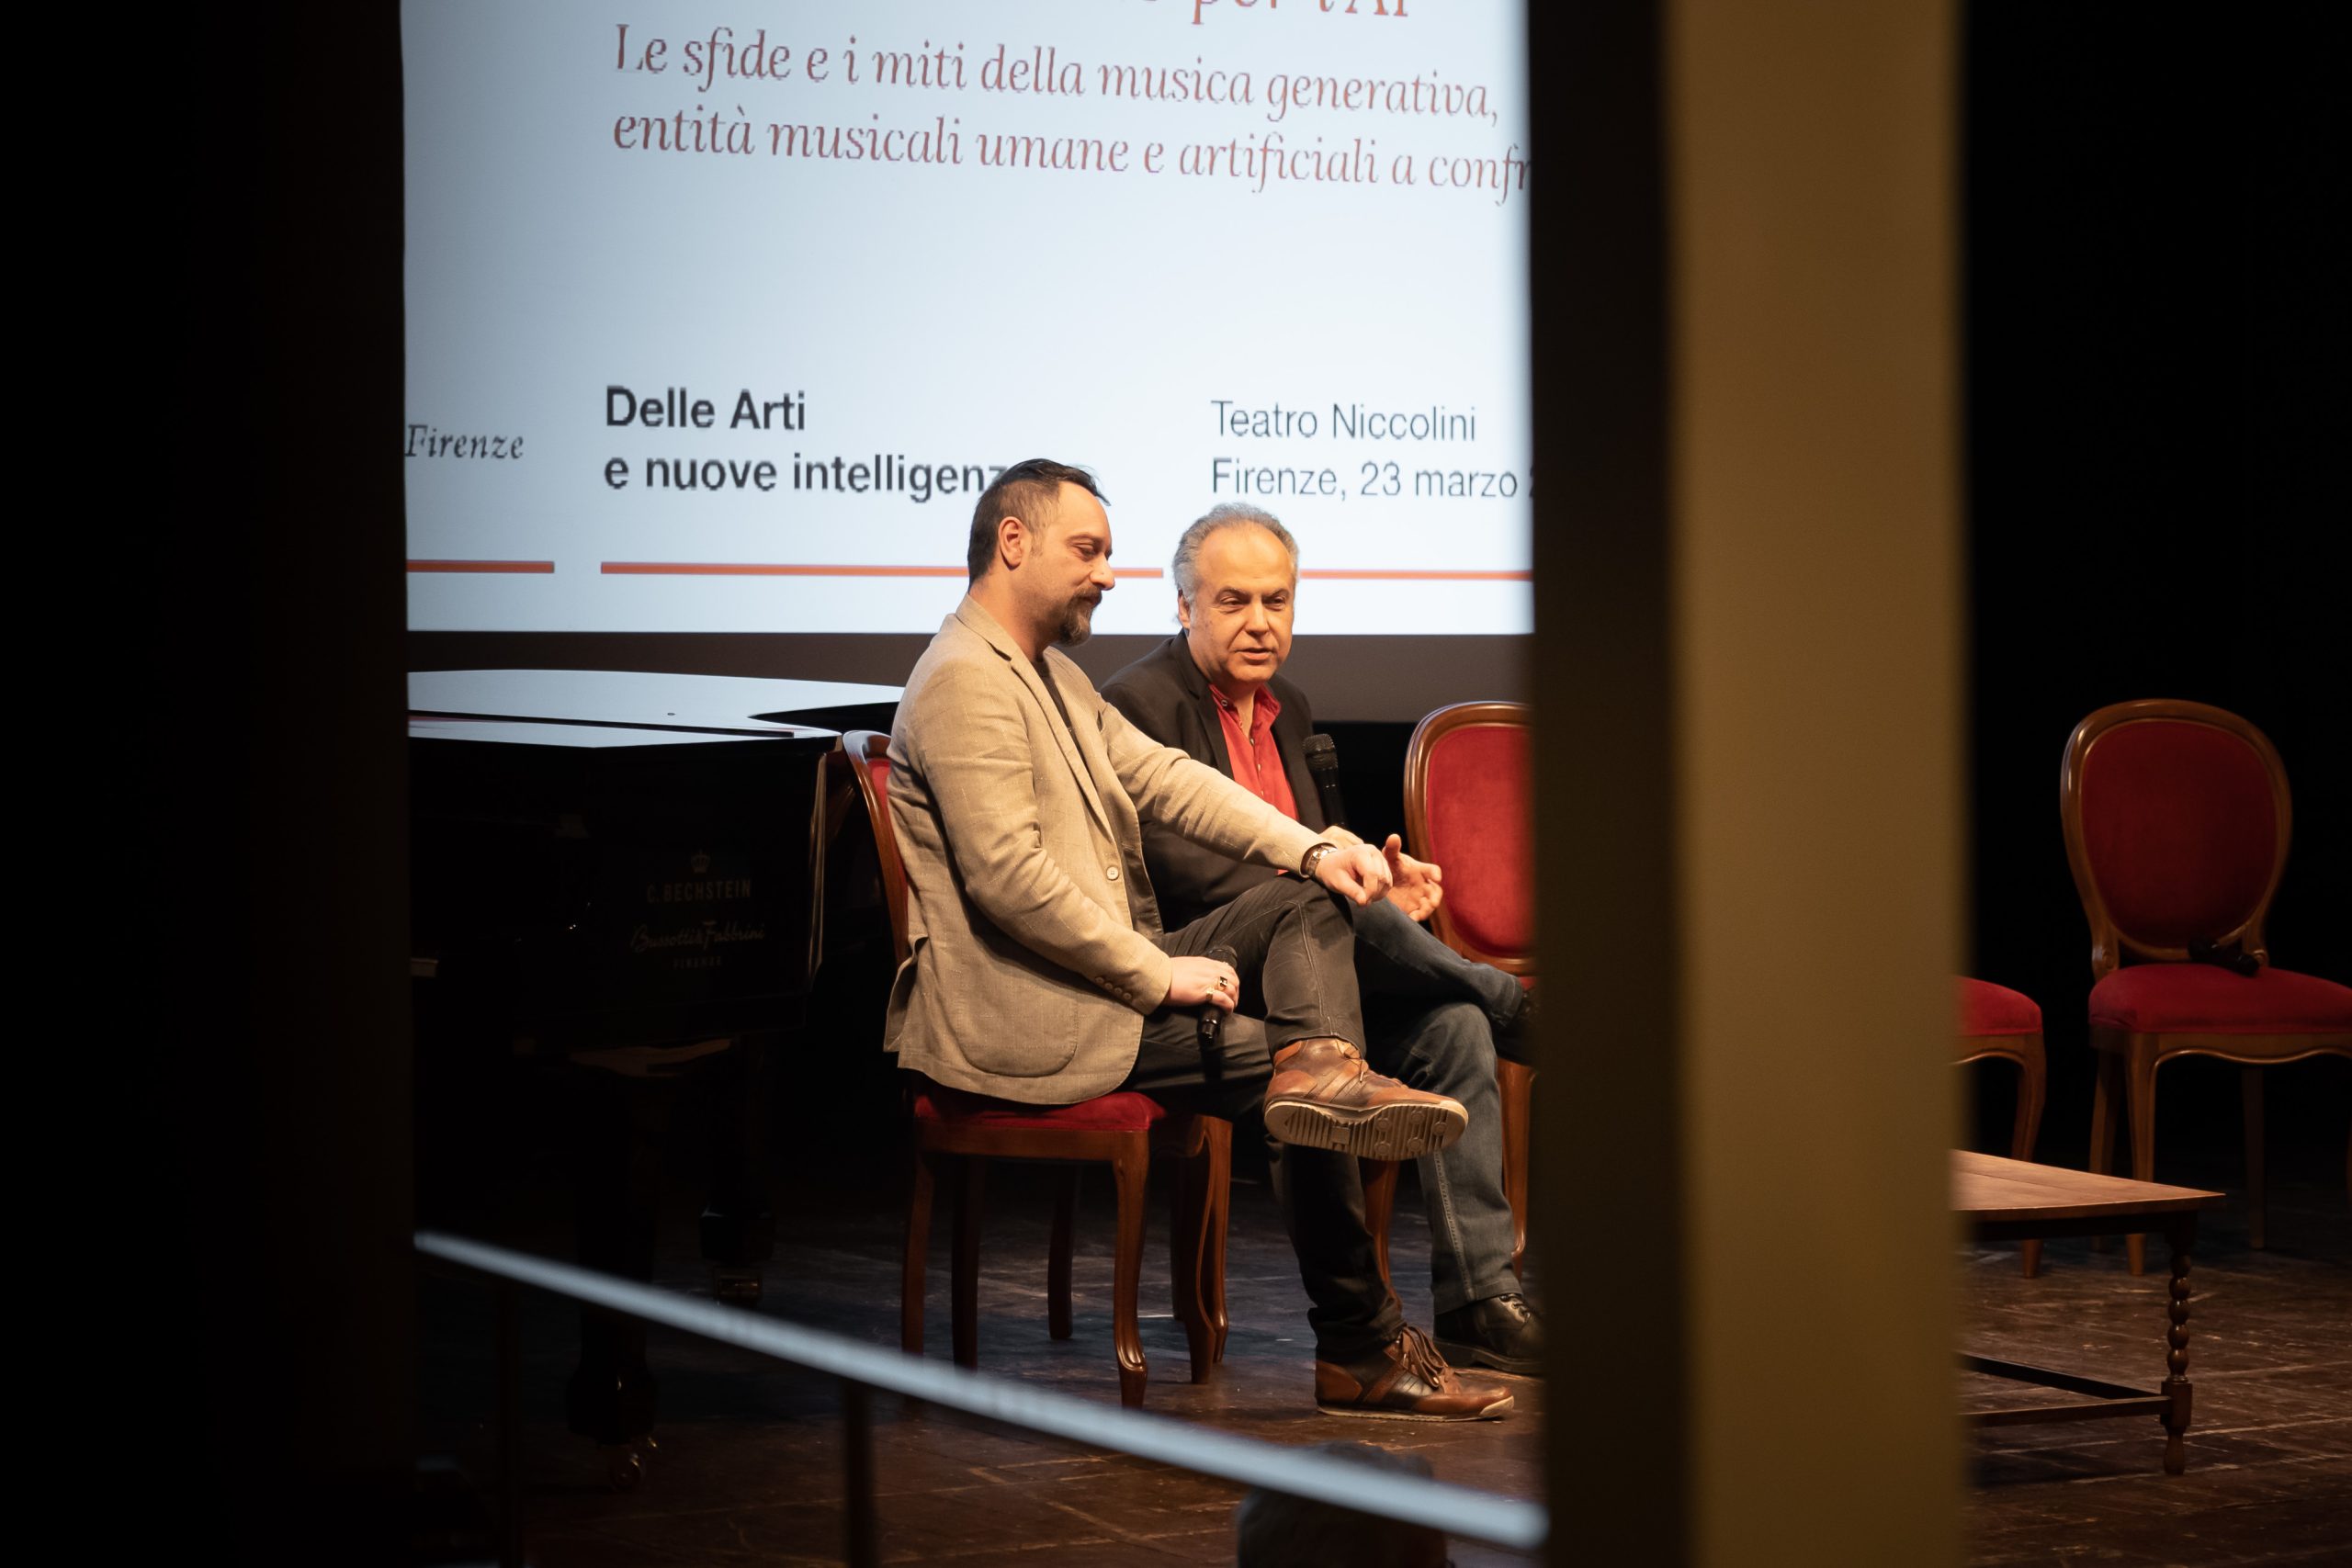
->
<box><xmin>409</xmin><ymin>671</ymin><xmax>898</xmax><ymax>1459</ymax></box>
<box><xmin>411</xmin><ymin>716</ymin><xmax>829</xmax><ymax>1051</ymax></box>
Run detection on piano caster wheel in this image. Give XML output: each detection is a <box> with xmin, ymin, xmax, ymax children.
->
<box><xmin>602</xmin><ymin>1437</ymin><xmax>655</xmax><ymax>1493</ymax></box>
<box><xmin>711</xmin><ymin>1266</ymin><xmax>763</xmax><ymax>1307</ymax></box>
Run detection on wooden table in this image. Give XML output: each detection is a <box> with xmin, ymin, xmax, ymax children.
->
<box><xmin>1952</xmin><ymin>1152</ymin><xmax>2225</xmax><ymax>1473</ymax></box>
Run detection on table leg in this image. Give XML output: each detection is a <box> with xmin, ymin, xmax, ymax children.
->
<box><xmin>2162</xmin><ymin>1213</ymin><xmax>2197</xmax><ymax>1475</ymax></box>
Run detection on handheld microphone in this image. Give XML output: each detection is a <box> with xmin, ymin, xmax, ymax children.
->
<box><xmin>1198</xmin><ymin>943</ymin><xmax>1238</xmax><ymax>1074</ymax></box>
<box><xmin>1302</xmin><ymin>733</ymin><xmax>1351</xmax><ymax>831</ymax></box>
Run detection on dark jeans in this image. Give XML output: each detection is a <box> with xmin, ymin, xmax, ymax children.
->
<box><xmin>1351</xmin><ymin>897</ymin><xmax>1532</xmax><ymax>1064</ymax></box>
<box><xmin>1148</xmin><ymin>868</ymin><xmax>1367</xmax><ymax>1055</ymax></box>
<box><xmin>1354</xmin><ymin>898</ymin><xmax>1529</xmax><ymax>1312</ymax></box>
<box><xmin>1117</xmin><ymin>875</ymin><xmax>1400</xmax><ymax>1362</ymax></box>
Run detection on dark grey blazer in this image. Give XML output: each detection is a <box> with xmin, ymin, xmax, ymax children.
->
<box><xmin>1101</xmin><ymin>634</ymin><xmax>1329</xmax><ymax>931</ymax></box>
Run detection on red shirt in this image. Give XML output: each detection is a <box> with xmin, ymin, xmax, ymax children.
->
<box><xmin>1211</xmin><ymin>684</ymin><xmax>1300</xmax><ymax>820</ymax></box>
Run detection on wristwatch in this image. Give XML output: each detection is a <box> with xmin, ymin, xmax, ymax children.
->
<box><xmin>1300</xmin><ymin>842</ymin><xmax>1337</xmax><ymax>883</ymax></box>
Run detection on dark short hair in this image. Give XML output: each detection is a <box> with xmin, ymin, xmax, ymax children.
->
<box><xmin>1233</xmin><ymin>1442</ymin><xmax>1445</xmax><ymax>1568</ymax></box>
<box><xmin>967</xmin><ymin>458</ymin><xmax>1107</xmax><ymax>583</ymax></box>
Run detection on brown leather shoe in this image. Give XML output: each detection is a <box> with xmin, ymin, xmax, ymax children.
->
<box><xmin>1315</xmin><ymin>1325</ymin><xmax>1515</xmax><ymax>1421</ymax></box>
<box><xmin>1263</xmin><ymin>1038</ymin><xmax>1468</xmax><ymax>1158</ymax></box>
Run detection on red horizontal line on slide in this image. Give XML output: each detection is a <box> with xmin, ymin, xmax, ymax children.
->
<box><xmin>602</xmin><ymin>562</ymin><xmax>1166</xmax><ymax>579</ymax></box>
<box><xmin>408</xmin><ymin>559</ymin><xmax>555</xmax><ymax>573</ymax></box>
<box><xmin>1300</xmin><ymin>569</ymin><xmax>1532</xmax><ymax>581</ymax></box>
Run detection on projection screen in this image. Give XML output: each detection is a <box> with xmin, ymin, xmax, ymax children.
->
<box><xmin>403</xmin><ymin>0</ymin><xmax>1531</xmax><ymax>717</ymax></box>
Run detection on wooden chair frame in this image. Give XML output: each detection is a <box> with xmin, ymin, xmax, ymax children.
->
<box><xmin>1956</xmin><ymin>1025</ymin><xmax>2048</xmax><ymax>1276</ymax></box>
<box><xmin>842</xmin><ymin>731</ymin><xmax>1231</xmax><ymax>1406</ymax></box>
<box><xmin>1402</xmin><ymin>701</ymin><xmax>1538</xmax><ymax>979</ymax></box>
<box><xmin>1362</xmin><ymin>703</ymin><xmax>1539</xmax><ymax>1285</ymax></box>
<box><xmin>2060</xmin><ymin>699</ymin><xmax>2351</xmax><ymax>1273</ymax></box>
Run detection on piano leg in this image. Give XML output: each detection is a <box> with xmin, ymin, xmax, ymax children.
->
<box><xmin>564</xmin><ymin>1066</ymin><xmax>672</xmax><ymax>1455</ymax></box>
<box><xmin>700</xmin><ymin>1032</ymin><xmax>777</xmax><ymax>1306</ymax></box>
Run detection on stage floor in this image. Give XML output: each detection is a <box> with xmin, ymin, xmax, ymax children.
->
<box><xmin>1957</xmin><ymin>1162</ymin><xmax>2352</xmax><ymax>1565</ymax></box>
<box><xmin>418</xmin><ymin>1149</ymin><xmax>2350</xmax><ymax>1565</ymax></box>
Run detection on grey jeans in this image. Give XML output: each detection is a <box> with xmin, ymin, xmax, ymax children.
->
<box><xmin>1353</xmin><ymin>897</ymin><xmax>1527</xmax><ymax>1313</ymax></box>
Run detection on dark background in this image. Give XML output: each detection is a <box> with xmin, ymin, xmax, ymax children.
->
<box><xmin>1960</xmin><ymin>6</ymin><xmax>2347</xmax><ymax>1168</ymax></box>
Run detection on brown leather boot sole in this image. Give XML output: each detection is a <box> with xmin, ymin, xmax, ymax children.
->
<box><xmin>1264</xmin><ymin>1096</ymin><xmax>1467</xmax><ymax>1159</ymax></box>
<box><xmin>1316</xmin><ymin>1384</ymin><xmax>1516</xmax><ymax>1422</ymax></box>
<box><xmin>1262</xmin><ymin>1038</ymin><xmax>1469</xmax><ymax>1158</ymax></box>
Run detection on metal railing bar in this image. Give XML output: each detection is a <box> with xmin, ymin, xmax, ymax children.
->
<box><xmin>417</xmin><ymin>1230</ymin><xmax>1547</xmax><ymax>1552</ymax></box>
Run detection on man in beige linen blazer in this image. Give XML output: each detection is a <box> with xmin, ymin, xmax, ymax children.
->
<box><xmin>882</xmin><ymin>459</ymin><xmax>1510</xmax><ymax>1422</ymax></box>
<box><xmin>885</xmin><ymin>592</ymin><xmax>1313</xmax><ymax>1098</ymax></box>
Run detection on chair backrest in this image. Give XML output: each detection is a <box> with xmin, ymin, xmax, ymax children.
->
<box><xmin>2060</xmin><ymin>699</ymin><xmax>2291</xmax><ymax>980</ymax></box>
<box><xmin>1402</xmin><ymin>701</ymin><xmax>1533</xmax><ymax>974</ymax></box>
<box><xmin>842</xmin><ymin>729</ymin><xmax>912</xmax><ymax>966</ymax></box>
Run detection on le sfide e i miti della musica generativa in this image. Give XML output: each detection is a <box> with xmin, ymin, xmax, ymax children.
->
<box><xmin>603</xmin><ymin>20</ymin><xmax>1529</xmax><ymax>206</ymax></box>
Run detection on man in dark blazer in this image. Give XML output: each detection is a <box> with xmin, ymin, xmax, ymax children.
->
<box><xmin>1103</xmin><ymin>503</ymin><xmax>1543</xmax><ymax>1376</ymax></box>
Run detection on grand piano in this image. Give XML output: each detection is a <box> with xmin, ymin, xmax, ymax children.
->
<box><xmin>409</xmin><ymin>670</ymin><xmax>898</xmax><ymax>1474</ymax></box>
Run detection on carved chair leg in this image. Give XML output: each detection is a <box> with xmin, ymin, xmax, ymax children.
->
<box><xmin>1110</xmin><ymin>1139</ymin><xmax>1150</xmax><ymax>1408</ymax></box>
<box><xmin>2009</xmin><ymin>1043</ymin><xmax>2046</xmax><ymax>1162</ymax></box>
<box><xmin>2089</xmin><ymin>1049</ymin><xmax>2122</xmax><ymax>1253</ymax></box>
<box><xmin>1361</xmin><ymin>1158</ymin><xmax>1400</xmax><ymax>1295</ymax></box>
<box><xmin>1049</xmin><ymin>1167</ymin><xmax>1078</xmax><ymax>1341</ymax></box>
<box><xmin>1168</xmin><ymin>1126</ymin><xmax>1215</xmax><ymax>1382</ymax></box>
<box><xmin>902</xmin><ymin>1145</ymin><xmax>938</xmax><ymax>1355</ymax></box>
<box><xmin>951</xmin><ymin>1156</ymin><xmax>986</xmax><ymax>1369</ymax></box>
<box><xmin>2125</xmin><ymin>1047</ymin><xmax>2159</xmax><ymax>1277</ymax></box>
<box><xmin>2088</xmin><ymin>1051</ymin><xmax>2120</xmax><ymax>1173</ymax></box>
<box><xmin>2013</xmin><ymin>1044</ymin><xmax>2046</xmax><ymax>1278</ymax></box>
<box><xmin>1204</xmin><ymin>1118</ymin><xmax>1231</xmax><ymax>1363</ymax></box>
<box><xmin>2241</xmin><ymin>1067</ymin><xmax>2267</xmax><ymax>1251</ymax></box>
<box><xmin>1497</xmin><ymin>1058</ymin><xmax>1536</xmax><ymax>1279</ymax></box>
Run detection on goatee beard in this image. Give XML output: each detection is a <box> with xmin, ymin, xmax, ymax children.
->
<box><xmin>1056</xmin><ymin>599</ymin><xmax>1096</xmax><ymax>647</ymax></box>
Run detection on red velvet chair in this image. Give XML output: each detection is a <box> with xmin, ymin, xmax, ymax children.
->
<box><xmin>1955</xmin><ymin>977</ymin><xmax>2048</xmax><ymax>1276</ymax></box>
<box><xmin>1353</xmin><ymin>702</ymin><xmax>1539</xmax><ymax>1289</ymax></box>
<box><xmin>840</xmin><ymin>731</ymin><xmax>1229</xmax><ymax>1407</ymax></box>
<box><xmin>2061</xmin><ymin>700</ymin><xmax>2352</xmax><ymax>1274</ymax></box>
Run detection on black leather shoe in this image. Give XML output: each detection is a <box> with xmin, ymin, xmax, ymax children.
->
<box><xmin>1434</xmin><ymin>1292</ymin><xmax>1544</xmax><ymax>1377</ymax></box>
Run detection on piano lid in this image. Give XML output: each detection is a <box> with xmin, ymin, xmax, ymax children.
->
<box><xmin>409</xmin><ymin>669</ymin><xmax>900</xmax><ymax>737</ymax></box>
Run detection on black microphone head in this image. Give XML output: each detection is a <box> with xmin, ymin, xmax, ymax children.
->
<box><xmin>1303</xmin><ymin>732</ymin><xmax>1350</xmax><ymax>829</ymax></box>
<box><xmin>1204</xmin><ymin>943</ymin><xmax>1238</xmax><ymax>968</ymax></box>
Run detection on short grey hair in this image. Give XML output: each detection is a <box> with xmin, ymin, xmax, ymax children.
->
<box><xmin>1170</xmin><ymin>503</ymin><xmax>1302</xmax><ymax>608</ymax></box>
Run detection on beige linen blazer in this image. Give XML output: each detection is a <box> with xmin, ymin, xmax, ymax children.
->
<box><xmin>884</xmin><ymin>598</ymin><xmax>1329</xmax><ymax>1102</ymax></box>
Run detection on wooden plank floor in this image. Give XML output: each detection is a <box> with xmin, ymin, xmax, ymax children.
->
<box><xmin>1957</xmin><ymin>1162</ymin><xmax>2352</xmax><ymax>1566</ymax></box>
<box><xmin>418</xmin><ymin>1153</ymin><xmax>2350</xmax><ymax>1565</ymax></box>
